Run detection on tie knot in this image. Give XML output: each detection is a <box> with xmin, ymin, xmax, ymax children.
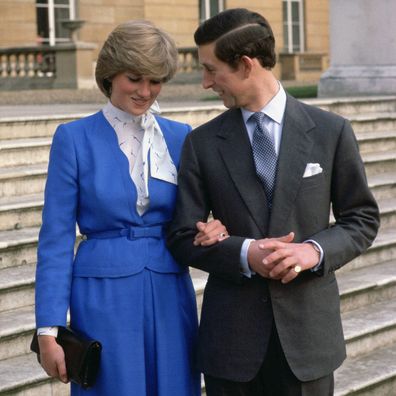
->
<box><xmin>251</xmin><ymin>112</ymin><xmax>266</xmax><ymax>126</ymax></box>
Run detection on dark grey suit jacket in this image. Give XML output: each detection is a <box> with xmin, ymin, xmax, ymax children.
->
<box><xmin>167</xmin><ymin>95</ymin><xmax>380</xmax><ymax>382</ymax></box>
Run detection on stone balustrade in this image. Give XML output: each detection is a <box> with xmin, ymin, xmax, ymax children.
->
<box><xmin>0</xmin><ymin>42</ymin><xmax>96</xmax><ymax>91</ymax></box>
<box><xmin>0</xmin><ymin>46</ymin><xmax>56</xmax><ymax>78</ymax></box>
<box><xmin>0</xmin><ymin>45</ymin><xmax>200</xmax><ymax>91</ymax></box>
<box><xmin>178</xmin><ymin>47</ymin><xmax>200</xmax><ymax>73</ymax></box>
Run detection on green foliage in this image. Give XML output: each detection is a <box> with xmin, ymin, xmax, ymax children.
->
<box><xmin>285</xmin><ymin>85</ymin><xmax>318</xmax><ymax>99</ymax></box>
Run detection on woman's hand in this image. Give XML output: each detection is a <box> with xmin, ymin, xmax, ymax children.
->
<box><xmin>193</xmin><ymin>219</ymin><xmax>229</xmax><ymax>246</ymax></box>
<box><xmin>38</xmin><ymin>335</ymin><xmax>68</xmax><ymax>383</ymax></box>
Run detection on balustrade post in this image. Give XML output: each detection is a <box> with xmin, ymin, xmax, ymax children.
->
<box><xmin>53</xmin><ymin>42</ymin><xmax>97</xmax><ymax>89</ymax></box>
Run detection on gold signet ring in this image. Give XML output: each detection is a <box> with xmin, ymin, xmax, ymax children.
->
<box><xmin>293</xmin><ymin>265</ymin><xmax>302</xmax><ymax>273</ymax></box>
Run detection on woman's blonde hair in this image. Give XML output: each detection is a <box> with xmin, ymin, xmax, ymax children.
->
<box><xmin>95</xmin><ymin>20</ymin><xmax>178</xmax><ymax>97</ymax></box>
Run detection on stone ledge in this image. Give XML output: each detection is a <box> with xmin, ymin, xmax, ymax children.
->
<box><xmin>335</xmin><ymin>343</ymin><xmax>396</xmax><ymax>396</ymax></box>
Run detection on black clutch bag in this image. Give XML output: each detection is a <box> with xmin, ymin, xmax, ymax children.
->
<box><xmin>30</xmin><ymin>327</ymin><xmax>102</xmax><ymax>389</ymax></box>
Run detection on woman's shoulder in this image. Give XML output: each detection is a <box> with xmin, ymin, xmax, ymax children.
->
<box><xmin>57</xmin><ymin>111</ymin><xmax>104</xmax><ymax>132</ymax></box>
<box><xmin>52</xmin><ymin>111</ymin><xmax>106</xmax><ymax>145</ymax></box>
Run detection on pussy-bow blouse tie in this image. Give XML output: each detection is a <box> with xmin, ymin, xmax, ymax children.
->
<box><xmin>103</xmin><ymin>101</ymin><xmax>177</xmax><ymax>215</ymax></box>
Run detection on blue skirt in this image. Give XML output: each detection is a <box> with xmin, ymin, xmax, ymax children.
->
<box><xmin>69</xmin><ymin>269</ymin><xmax>200</xmax><ymax>396</ymax></box>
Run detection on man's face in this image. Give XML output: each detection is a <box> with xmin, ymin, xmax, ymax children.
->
<box><xmin>198</xmin><ymin>43</ymin><xmax>247</xmax><ymax>109</ymax></box>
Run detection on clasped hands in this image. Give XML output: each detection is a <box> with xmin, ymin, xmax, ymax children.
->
<box><xmin>248</xmin><ymin>232</ymin><xmax>320</xmax><ymax>284</ymax></box>
<box><xmin>191</xmin><ymin>221</ymin><xmax>320</xmax><ymax>284</ymax></box>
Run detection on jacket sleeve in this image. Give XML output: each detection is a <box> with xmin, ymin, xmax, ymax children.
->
<box><xmin>35</xmin><ymin>124</ymin><xmax>78</xmax><ymax>327</ymax></box>
<box><xmin>311</xmin><ymin>118</ymin><xmax>380</xmax><ymax>274</ymax></box>
<box><xmin>167</xmin><ymin>133</ymin><xmax>246</xmax><ymax>284</ymax></box>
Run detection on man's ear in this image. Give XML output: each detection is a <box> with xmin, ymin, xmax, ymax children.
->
<box><xmin>239</xmin><ymin>55</ymin><xmax>254</xmax><ymax>78</ymax></box>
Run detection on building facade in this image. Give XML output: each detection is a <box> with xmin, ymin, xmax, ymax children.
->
<box><xmin>0</xmin><ymin>0</ymin><xmax>329</xmax><ymax>81</ymax></box>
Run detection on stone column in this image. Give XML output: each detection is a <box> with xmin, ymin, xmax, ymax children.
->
<box><xmin>318</xmin><ymin>0</ymin><xmax>396</xmax><ymax>97</ymax></box>
<box><xmin>54</xmin><ymin>42</ymin><xmax>97</xmax><ymax>89</ymax></box>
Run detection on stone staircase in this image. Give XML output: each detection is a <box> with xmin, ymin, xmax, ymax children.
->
<box><xmin>0</xmin><ymin>97</ymin><xmax>395</xmax><ymax>395</ymax></box>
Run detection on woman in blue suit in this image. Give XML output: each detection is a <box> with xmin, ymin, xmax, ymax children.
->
<box><xmin>35</xmin><ymin>20</ymin><xmax>227</xmax><ymax>395</ymax></box>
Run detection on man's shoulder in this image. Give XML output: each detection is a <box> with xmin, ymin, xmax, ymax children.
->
<box><xmin>191</xmin><ymin>108</ymin><xmax>240</xmax><ymax>136</ymax></box>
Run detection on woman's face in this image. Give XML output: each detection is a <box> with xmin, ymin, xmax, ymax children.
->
<box><xmin>110</xmin><ymin>72</ymin><xmax>163</xmax><ymax>116</ymax></box>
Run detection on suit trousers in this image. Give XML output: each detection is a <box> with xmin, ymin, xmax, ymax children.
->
<box><xmin>204</xmin><ymin>324</ymin><xmax>334</xmax><ymax>396</ymax></box>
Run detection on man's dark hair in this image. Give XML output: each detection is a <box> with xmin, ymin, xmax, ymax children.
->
<box><xmin>194</xmin><ymin>8</ymin><xmax>276</xmax><ymax>70</ymax></box>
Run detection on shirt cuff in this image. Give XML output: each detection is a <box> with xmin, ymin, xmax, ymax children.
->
<box><xmin>240</xmin><ymin>239</ymin><xmax>256</xmax><ymax>278</ymax></box>
<box><xmin>305</xmin><ymin>239</ymin><xmax>324</xmax><ymax>272</ymax></box>
<box><xmin>37</xmin><ymin>326</ymin><xmax>59</xmax><ymax>337</ymax></box>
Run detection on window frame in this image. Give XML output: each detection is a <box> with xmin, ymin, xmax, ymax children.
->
<box><xmin>36</xmin><ymin>0</ymin><xmax>76</xmax><ymax>46</ymax></box>
<box><xmin>200</xmin><ymin>0</ymin><xmax>224</xmax><ymax>24</ymax></box>
<box><xmin>283</xmin><ymin>0</ymin><xmax>305</xmax><ymax>53</ymax></box>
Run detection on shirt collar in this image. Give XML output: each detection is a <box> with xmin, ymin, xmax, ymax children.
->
<box><xmin>103</xmin><ymin>100</ymin><xmax>140</xmax><ymax>124</ymax></box>
<box><xmin>241</xmin><ymin>82</ymin><xmax>287</xmax><ymax>125</ymax></box>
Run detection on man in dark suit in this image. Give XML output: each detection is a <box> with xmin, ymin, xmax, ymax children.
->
<box><xmin>167</xmin><ymin>8</ymin><xmax>380</xmax><ymax>396</ymax></box>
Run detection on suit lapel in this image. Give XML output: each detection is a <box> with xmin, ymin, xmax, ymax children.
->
<box><xmin>269</xmin><ymin>96</ymin><xmax>315</xmax><ymax>235</ymax></box>
<box><xmin>217</xmin><ymin>109</ymin><xmax>270</xmax><ymax>236</ymax></box>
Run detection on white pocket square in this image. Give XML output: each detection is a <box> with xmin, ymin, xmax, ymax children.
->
<box><xmin>303</xmin><ymin>163</ymin><xmax>323</xmax><ymax>178</ymax></box>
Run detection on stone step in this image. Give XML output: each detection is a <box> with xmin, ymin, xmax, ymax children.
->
<box><xmin>342</xmin><ymin>298</ymin><xmax>396</xmax><ymax>359</ymax></box>
<box><xmin>377</xmin><ymin>197</ymin><xmax>396</xmax><ymax>230</ymax></box>
<box><xmin>0</xmin><ymin>164</ymin><xmax>47</xmax><ymax>199</ymax></box>
<box><xmin>346</xmin><ymin>226</ymin><xmax>396</xmax><ymax>272</ymax></box>
<box><xmin>0</xmin><ymin>270</ymin><xmax>204</xmax><ymax>360</ymax></box>
<box><xmin>369</xmin><ymin>170</ymin><xmax>396</xmax><ymax>201</ymax></box>
<box><xmin>0</xmin><ymin>96</ymin><xmax>394</xmax><ymax>140</ymax></box>
<box><xmin>334</xmin><ymin>343</ymin><xmax>396</xmax><ymax>396</ymax></box>
<box><xmin>0</xmin><ymin>306</ymin><xmax>35</xmax><ymax>361</ymax></box>
<box><xmin>0</xmin><ymin>353</ymin><xmax>69</xmax><ymax>396</ymax></box>
<box><xmin>349</xmin><ymin>112</ymin><xmax>396</xmax><ymax>134</ymax></box>
<box><xmin>2</xmin><ymin>191</ymin><xmax>391</xmax><ymax>234</ymax></box>
<box><xmin>0</xmin><ymin>259</ymin><xmax>395</xmax><ymax>396</ymax></box>
<box><xmin>190</xmin><ymin>258</ymin><xmax>396</xmax><ymax>319</ymax></box>
<box><xmin>338</xmin><ymin>258</ymin><xmax>396</xmax><ymax>313</ymax></box>
<box><xmin>330</xmin><ymin>196</ymin><xmax>396</xmax><ymax>240</ymax></box>
<box><xmin>0</xmin><ymin>128</ymin><xmax>393</xmax><ymax>173</ymax></box>
<box><xmin>0</xmin><ymin>102</ymin><xmax>394</xmax><ymax>149</ymax></box>
<box><xmin>190</xmin><ymin>268</ymin><xmax>207</xmax><ymax>318</ymax></box>
<box><xmin>0</xmin><ymin>138</ymin><xmax>51</xmax><ymax>168</ymax></box>
<box><xmin>0</xmin><ymin>140</ymin><xmax>392</xmax><ymax>203</ymax></box>
<box><xmin>0</xmin><ymin>226</ymin><xmax>39</xmax><ymax>270</ymax></box>
<box><xmin>0</xmin><ymin>302</ymin><xmax>396</xmax><ymax>395</ymax></box>
<box><xmin>357</xmin><ymin>130</ymin><xmax>396</xmax><ymax>154</ymax></box>
<box><xmin>311</xmin><ymin>96</ymin><xmax>396</xmax><ymax>117</ymax></box>
<box><xmin>0</xmin><ymin>262</ymin><xmax>35</xmax><ymax>312</ymax></box>
<box><xmin>362</xmin><ymin>149</ymin><xmax>396</xmax><ymax>178</ymax></box>
<box><xmin>0</xmin><ymin>114</ymin><xmax>80</xmax><ymax>140</ymax></box>
<box><xmin>0</xmin><ymin>193</ymin><xmax>43</xmax><ymax>231</ymax></box>
<box><xmin>0</xmin><ymin>105</ymin><xmax>226</xmax><ymax>140</ymax></box>
<box><xmin>3</xmin><ymin>271</ymin><xmax>395</xmax><ymax>362</ymax></box>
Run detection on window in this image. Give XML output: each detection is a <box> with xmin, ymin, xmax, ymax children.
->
<box><xmin>36</xmin><ymin>0</ymin><xmax>76</xmax><ymax>46</ymax></box>
<box><xmin>200</xmin><ymin>0</ymin><xmax>224</xmax><ymax>23</ymax></box>
<box><xmin>283</xmin><ymin>0</ymin><xmax>305</xmax><ymax>53</ymax></box>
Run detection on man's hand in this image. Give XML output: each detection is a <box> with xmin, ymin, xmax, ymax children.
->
<box><xmin>259</xmin><ymin>240</ymin><xmax>321</xmax><ymax>284</ymax></box>
<box><xmin>247</xmin><ymin>232</ymin><xmax>294</xmax><ymax>277</ymax></box>
<box><xmin>193</xmin><ymin>219</ymin><xmax>229</xmax><ymax>246</ymax></box>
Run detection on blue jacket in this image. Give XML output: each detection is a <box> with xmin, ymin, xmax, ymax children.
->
<box><xmin>35</xmin><ymin>111</ymin><xmax>191</xmax><ymax>327</ymax></box>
